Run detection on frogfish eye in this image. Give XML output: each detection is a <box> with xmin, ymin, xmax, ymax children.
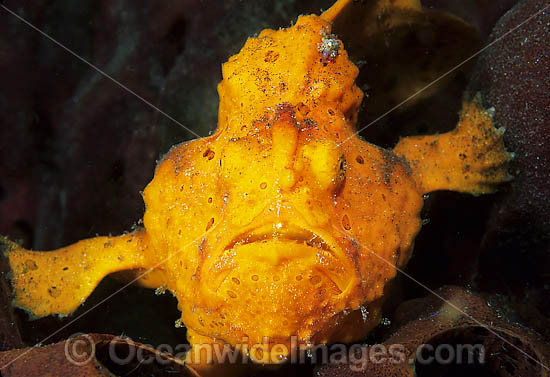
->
<box><xmin>301</xmin><ymin>140</ymin><xmax>345</xmax><ymax>190</ymax></box>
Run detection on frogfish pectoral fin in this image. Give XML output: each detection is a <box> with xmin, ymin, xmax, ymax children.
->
<box><xmin>1</xmin><ymin>230</ymin><xmax>152</xmax><ymax>319</ymax></box>
<box><xmin>394</xmin><ymin>93</ymin><xmax>514</xmax><ymax>196</ymax></box>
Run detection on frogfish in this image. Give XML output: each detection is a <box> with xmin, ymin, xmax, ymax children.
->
<box><xmin>1</xmin><ymin>0</ymin><xmax>512</xmax><ymax>366</ymax></box>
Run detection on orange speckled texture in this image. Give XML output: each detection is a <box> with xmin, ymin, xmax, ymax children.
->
<box><xmin>2</xmin><ymin>2</ymin><xmax>511</xmax><ymax>365</ymax></box>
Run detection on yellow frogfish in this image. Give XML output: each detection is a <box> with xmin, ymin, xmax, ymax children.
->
<box><xmin>2</xmin><ymin>0</ymin><xmax>511</xmax><ymax>365</ymax></box>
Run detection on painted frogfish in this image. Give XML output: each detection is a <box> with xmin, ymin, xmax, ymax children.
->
<box><xmin>2</xmin><ymin>0</ymin><xmax>512</xmax><ymax>365</ymax></box>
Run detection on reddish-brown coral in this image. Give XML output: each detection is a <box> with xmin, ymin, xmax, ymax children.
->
<box><xmin>468</xmin><ymin>0</ymin><xmax>550</xmax><ymax>317</ymax></box>
<box><xmin>0</xmin><ymin>333</ymin><xmax>199</xmax><ymax>376</ymax></box>
<box><xmin>316</xmin><ymin>286</ymin><xmax>550</xmax><ymax>376</ymax></box>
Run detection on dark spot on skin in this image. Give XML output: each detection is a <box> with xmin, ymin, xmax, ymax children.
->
<box><xmin>48</xmin><ymin>286</ymin><xmax>60</xmax><ymax>298</ymax></box>
<box><xmin>0</xmin><ymin>184</ymin><xmax>5</xmax><ymax>201</ymax></box>
<box><xmin>203</xmin><ymin>149</ymin><xmax>215</xmax><ymax>160</ymax></box>
<box><xmin>342</xmin><ymin>214</ymin><xmax>352</xmax><ymax>230</ymax></box>
<box><xmin>205</xmin><ymin>217</ymin><xmax>214</xmax><ymax>231</ymax></box>
<box><xmin>264</xmin><ymin>50</ymin><xmax>279</xmax><ymax>62</ymax></box>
